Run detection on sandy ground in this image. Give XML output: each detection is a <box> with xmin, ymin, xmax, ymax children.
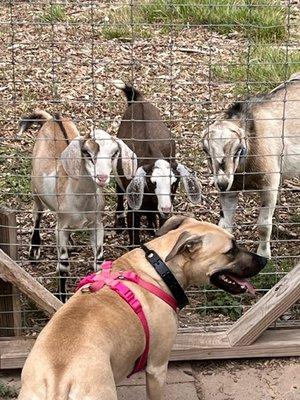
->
<box><xmin>0</xmin><ymin>358</ymin><xmax>299</xmax><ymax>399</ymax></box>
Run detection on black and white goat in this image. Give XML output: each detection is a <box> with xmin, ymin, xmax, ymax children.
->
<box><xmin>202</xmin><ymin>72</ymin><xmax>300</xmax><ymax>258</ymax></box>
<box><xmin>19</xmin><ymin>110</ymin><xmax>136</xmax><ymax>299</ymax></box>
<box><xmin>113</xmin><ymin>80</ymin><xmax>201</xmax><ymax>246</ymax></box>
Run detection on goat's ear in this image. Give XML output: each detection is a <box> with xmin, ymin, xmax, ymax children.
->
<box><xmin>126</xmin><ymin>166</ymin><xmax>146</xmax><ymax>210</ymax></box>
<box><xmin>61</xmin><ymin>138</ymin><xmax>83</xmax><ymax>178</ymax></box>
<box><xmin>166</xmin><ymin>231</ymin><xmax>204</xmax><ymax>262</ymax></box>
<box><xmin>177</xmin><ymin>164</ymin><xmax>201</xmax><ymax>204</ymax></box>
<box><xmin>156</xmin><ymin>215</ymin><xmax>188</xmax><ymax>237</ymax></box>
<box><xmin>115</xmin><ymin>138</ymin><xmax>137</xmax><ymax>180</ymax></box>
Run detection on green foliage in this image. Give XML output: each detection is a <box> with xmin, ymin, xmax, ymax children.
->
<box><xmin>0</xmin><ymin>145</ymin><xmax>32</xmax><ymax>204</ymax></box>
<box><xmin>39</xmin><ymin>4</ymin><xmax>67</xmax><ymax>23</ymax></box>
<box><xmin>203</xmin><ymin>289</ymin><xmax>242</xmax><ymax>320</ymax></box>
<box><xmin>102</xmin><ymin>7</ymin><xmax>151</xmax><ymax>41</ymax></box>
<box><xmin>140</xmin><ymin>0</ymin><xmax>286</xmax><ymax>42</ymax></box>
<box><xmin>213</xmin><ymin>45</ymin><xmax>300</xmax><ymax>95</ymax></box>
<box><xmin>0</xmin><ymin>381</ymin><xmax>17</xmax><ymax>398</ymax></box>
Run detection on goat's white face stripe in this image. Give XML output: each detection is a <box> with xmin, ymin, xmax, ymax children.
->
<box><xmin>150</xmin><ymin>159</ymin><xmax>177</xmax><ymax>213</ymax></box>
<box><xmin>84</xmin><ymin>129</ymin><xmax>119</xmax><ymax>186</ymax></box>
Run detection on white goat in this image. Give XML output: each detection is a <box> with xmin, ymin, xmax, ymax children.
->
<box><xmin>202</xmin><ymin>73</ymin><xmax>300</xmax><ymax>258</ymax></box>
<box><xmin>19</xmin><ymin>110</ymin><xmax>137</xmax><ymax>299</ymax></box>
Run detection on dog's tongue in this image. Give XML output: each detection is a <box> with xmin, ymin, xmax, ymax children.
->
<box><xmin>228</xmin><ymin>275</ymin><xmax>256</xmax><ymax>295</ymax></box>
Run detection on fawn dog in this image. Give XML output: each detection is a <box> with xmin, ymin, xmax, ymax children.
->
<box><xmin>18</xmin><ymin>216</ymin><xmax>267</xmax><ymax>400</ymax></box>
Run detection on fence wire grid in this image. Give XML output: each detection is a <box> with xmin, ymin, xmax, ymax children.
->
<box><xmin>0</xmin><ymin>0</ymin><xmax>299</xmax><ymax>336</ymax></box>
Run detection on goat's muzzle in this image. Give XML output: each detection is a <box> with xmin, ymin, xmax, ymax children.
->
<box><xmin>216</xmin><ymin>180</ymin><xmax>229</xmax><ymax>192</ymax></box>
<box><xmin>96</xmin><ymin>174</ymin><xmax>109</xmax><ymax>187</ymax></box>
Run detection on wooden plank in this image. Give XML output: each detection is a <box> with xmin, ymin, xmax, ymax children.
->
<box><xmin>170</xmin><ymin>328</ymin><xmax>300</xmax><ymax>361</ymax></box>
<box><xmin>0</xmin><ymin>209</ymin><xmax>22</xmax><ymax>336</ymax></box>
<box><xmin>1</xmin><ymin>328</ymin><xmax>300</xmax><ymax>369</ymax></box>
<box><xmin>0</xmin><ymin>249</ymin><xmax>62</xmax><ymax>316</ymax></box>
<box><xmin>227</xmin><ymin>263</ymin><xmax>300</xmax><ymax>347</ymax></box>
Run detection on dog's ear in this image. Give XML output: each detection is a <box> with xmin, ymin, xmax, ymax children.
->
<box><xmin>156</xmin><ymin>215</ymin><xmax>188</xmax><ymax>237</ymax></box>
<box><xmin>165</xmin><ymin>231</ymin><xmax>203</xmax><ymax>262</ymax></box>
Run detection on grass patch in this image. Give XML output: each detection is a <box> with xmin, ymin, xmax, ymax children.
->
<box><xmin>0</xmin><ymin>144</ymin><xmax>32</xmax><ymax>204</ymax></box>
<box><xmin>102</xmin><ymin>6</ymin><xmax>151</xmax><ymax>41</ymax></box>
<box><xmin>39</xmin><ymin>4</ymin><xmax>67</xmax><ymax>23</ymax></box>
<box><xmin>213</xmin><ymin>45</ymin><xmax>300</xmax><ymax>95</ymax></box>
<box><xmin>140</xmin><ymin>0</ymin><xmax>287</xmax><ymax>42</ymax></box>
<box><xmin>0</xmin><ymin>381</ymin><xmax>17</xmax><ymax>398</ymax></box>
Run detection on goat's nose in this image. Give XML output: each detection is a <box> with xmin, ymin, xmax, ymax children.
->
<box><xmin>217</xmin><ymin>181</ymin><xmax>229</xmax><ymax>192</ymax></box>
<box><xmin>161</xmin><ymin>206</ymin><xmax>172</xmax><ymax>215</ymax></box>
<box><xmin>97</xmin><ymin>174</ymin><xmax>108</xmax><ymax>186</ymax></box>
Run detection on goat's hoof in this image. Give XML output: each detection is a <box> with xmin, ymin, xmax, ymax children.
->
<box><xmin>29</xmin><ymin>246</ymin><xmax>41</xmax><ymax>261</ymax></box>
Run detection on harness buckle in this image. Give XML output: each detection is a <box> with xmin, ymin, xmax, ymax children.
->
<box><xmin>80</xmin><ymin>285</ymin><xmax>91</xmax><ymax>293</ymax></box>
<box><xmin>130</xmin><ymin>298</ymin><xmax>142</xmax><ymax>314</ymax></box>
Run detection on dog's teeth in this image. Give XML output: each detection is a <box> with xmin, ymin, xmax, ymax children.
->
<box><xmin>241</xmin><ymin>285</ymin><xmax>246</xmax><ymax>289</ymax></box>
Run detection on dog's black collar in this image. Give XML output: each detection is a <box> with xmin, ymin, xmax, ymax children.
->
<box><xmin>140</xmin><ymin>244</ymin><xmax>189</xmax><ymax>310</ymax></box>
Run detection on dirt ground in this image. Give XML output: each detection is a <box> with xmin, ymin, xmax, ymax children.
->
<box><xmin>1</xmin><ymin>358</ymin><xmax>299</xmax><ymax>399</ymax></box>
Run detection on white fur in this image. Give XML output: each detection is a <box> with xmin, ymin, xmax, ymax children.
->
<box><xmin>112</xmin><ymin>79</ymin><xmax>126</xmax><ymax>90</ymax></box>
<box><xmin>150</xmin><ymin>159</ymin><xmax>176</xmax><ymax>214</ymax></box>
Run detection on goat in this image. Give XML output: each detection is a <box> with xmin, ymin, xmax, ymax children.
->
<box><xmin>202</xmin><ymin>72</ymin><xmax>300</xmax><ymax>258</ymax></box>
<box><xmin>19</xmin><ymin>110</ymin><xmax>137</xmax><ymax>299</ymax></box>
<box><xmin>113</xmin><ymin>80</ymin><xmax>201</xmax><ymax>246</ymax></box>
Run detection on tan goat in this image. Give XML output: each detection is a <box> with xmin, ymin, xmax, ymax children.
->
<box><xmin>19</xmin><ymin>110</ymin><xmax>137</xmax><ymax>299</ymax></box>
<box><xmin>202</xmin><ymin>73</ymin><xmax>300</xmax><ymax>258</ymax></box>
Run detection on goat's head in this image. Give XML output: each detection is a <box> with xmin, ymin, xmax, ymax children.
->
<box><xmin>61</xmin><ymin>129</ymin><xmax>137</xmax><ymax>187</ymax></box>
<box><xmin>202</xmin><ymin>121</ymin><xmax>247</xmax><ymax>192</ymax></box>
<box><xmin>126</xmin><ymin>159</ymin><xmax>201</xmax><ymax>218</ymax></box>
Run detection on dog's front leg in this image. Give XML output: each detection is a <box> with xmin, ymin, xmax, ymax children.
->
<box><xmin>146</xmin><ymin>363</ymin><xmax>168</xmax><ymax>400</ymax></box>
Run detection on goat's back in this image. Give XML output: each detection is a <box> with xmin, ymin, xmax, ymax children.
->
<box><xmin>117</xmin><ymin>101</ymin><xmax>175</xmax><ymax>165</ymax></box>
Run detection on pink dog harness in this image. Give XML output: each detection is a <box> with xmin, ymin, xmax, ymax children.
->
<box><xmin>77</xmin><ymin>261</ymin><xmax>178</xmax><ymax>376</ymax></box>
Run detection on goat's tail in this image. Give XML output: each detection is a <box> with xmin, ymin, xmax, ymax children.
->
<box><xmin>18</xmin><ymin>109</ymin><xmax>52</xmax><ymax>135</ymax></box>
<box><xmin>112</xmin><ymin>79</ymin><xmax>144</xmax><ymax>104</ymax></box>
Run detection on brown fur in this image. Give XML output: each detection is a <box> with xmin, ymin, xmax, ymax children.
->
<box><xmin>18</xmin><ymin>216</ymin><xmax>266</xmax><ymax>400</ymax></box>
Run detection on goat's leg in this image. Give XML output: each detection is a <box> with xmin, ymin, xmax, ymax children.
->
<box><xmin>127</xmin><ymin>210</ymin><xmax>141</xmax><ymax>247</ymax></box>
<box><xmin>147</xmin><ymin>210</ymin><xmax>158</xmax><ymax>235</ymax></box>
<box><xmin>29</xmin><ymin>197</ymin><xmax>44</xmax><ymax>261</ymax></box>
<box><xmin>146</xmin><ymin>363</ymin><xmax>168</xmax><ymax>400</ymax></box>
<box><xmin>115</xmin><ymin>184</ymin><xmax>126</xmax><ymax>231</ymax></box>
<box><xmin>55</xmin><ymin>224</ymin><xmax>71</xmax><ymax>302</ymax></box>
<box><xmin>90</xmin><ymin>221</ymin><xmax>104</xmax><ymax>271</ymax></box>
<box><xmin>257</xmin><ymin>182</ymin><xmax>279</xmax><ymax>259</ymax></box>
<box><xmin>218</xmin><ymin>191</ymin><xmax>238</xmax><ymax>232</ymax></box>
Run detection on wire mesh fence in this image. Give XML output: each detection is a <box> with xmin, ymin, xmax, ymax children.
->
<box><xmin>0</xmin><ymin>0</ymin><xmax>299</xmax><ymax>337</ymax></box>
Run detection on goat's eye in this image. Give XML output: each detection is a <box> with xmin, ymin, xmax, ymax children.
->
<box><xmin>112</xmin><ymin>150</ymin><xmax>119</xmax><ymax>159</ymax></box>
<box><xmin>82</xmin><ymin>150</ymin><xmax>92</xmax><ymax>160</ymax></box>
<box><xmin>234</xmin><ymin>148</ymin><xmax>242</xmax><ymax>158</ymax></box>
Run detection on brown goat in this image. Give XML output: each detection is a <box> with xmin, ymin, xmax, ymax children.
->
<box><xmin>113</xmin><ymin>80</ymin><xmax>201</xmax><ymax>247</ymax></box>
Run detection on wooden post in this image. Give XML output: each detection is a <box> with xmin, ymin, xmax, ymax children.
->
<box><xmin>227</xmin><ymin>263</ymin><xmax>300</xmax><ymax>347</ymax></box>
<box><xmin>0</xmin><ymin>250</ymin><xmax>62</xmax><ymax>316</ymax></box>
<box><xmin>0</xmin><ymin>208</ymin><xmax>22</xmax><ymax>336</ymax></box>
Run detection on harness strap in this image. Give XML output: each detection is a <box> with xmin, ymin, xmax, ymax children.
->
<box><xmin>76</xmin><ymin>261</ymin><xmax>178</xmax><ymax>376</ymax></box>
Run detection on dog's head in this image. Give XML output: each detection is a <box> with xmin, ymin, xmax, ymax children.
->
<box><xmin>155</xmin><ymin>216</ymin><xmax>267</xmax><ymax>295</ymax></box>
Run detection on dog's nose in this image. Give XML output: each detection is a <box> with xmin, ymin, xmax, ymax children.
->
<box><xmin>257</xmin><ymin>254</ymin><xmax>268</xmax><ymax>268</ymax></box>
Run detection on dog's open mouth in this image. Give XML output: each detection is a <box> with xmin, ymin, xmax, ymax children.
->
<box><xmin>210</xmin><ymin>271</ymin><xmax>256</xmax><ymax>295</ymax></box>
